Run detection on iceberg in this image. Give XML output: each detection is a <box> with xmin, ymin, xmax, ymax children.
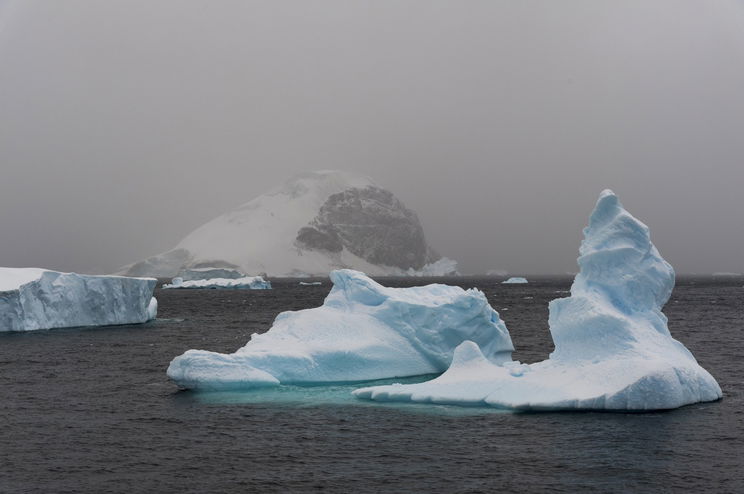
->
<box><xmin>354</xmin><ymin>190</ymin><xmax>722</xmax><ymax>411</ymax></box>
<box><xmin>162</xmin><ymin>276</ymin><xmax>271</xmax><ymax>290</ymax></box>
<box><xmin>167</xmin><ymin>269</ymin><xmax>513</xmax><ymax>390</ymax></box>
<box><xmin>502</xmin><ymin>277</ymin><xmax>528</xmax><ymax>284</ymax></box>
<box><xmin>299</xmin><ymin>281</ymin><xmax>322</xmax><ymax>286</ymax></box>
<box><xmin>406</xmin><ymin>257</ymin><xmax>459</xmax><ymax>276</ymax></box>
<box><xmin>0</xmin><ymin>268</ymin><xmax>157</xmax><ymax>332</ymax></box>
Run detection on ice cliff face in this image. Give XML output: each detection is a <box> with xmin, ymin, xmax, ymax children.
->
<box><xmin>0</xmin><ymin>268</ymin><xmax>157</xmax><ymax>331</ymax></box>
<box><xmin>355</xmin><ymin>190</ymin><xmax>722</xmax><ymax>411</ymax></box>
<box><xmin>166</xmin><ymin>269</ymin><xmax>512</xmax><ymax>390</ymax></box>
<box><xmin>120</xmin><ymin>170</ymin><xmax>455</xmax><ymax>278</ymax></box>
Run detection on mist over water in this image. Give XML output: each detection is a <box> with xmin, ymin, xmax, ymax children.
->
<box><xmin>1</xmin><ymin>1</ymin><xmax>744</xmax><ymax>275</ymax></box>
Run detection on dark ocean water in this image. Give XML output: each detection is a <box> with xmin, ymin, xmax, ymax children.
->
<box><xmin>1</xmin><ymin>276</ymin><xmax>742</xmax><ymax>493</ymax></box>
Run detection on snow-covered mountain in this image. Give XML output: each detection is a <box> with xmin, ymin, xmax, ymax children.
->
<box><xmin>119</xmin><ymin>170</ymin><xmax>457</xmax><ymax>278</ymax></box>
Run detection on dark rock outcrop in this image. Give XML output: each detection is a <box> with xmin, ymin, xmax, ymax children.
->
<box><xmin>295</xmin><ymin>186</ymin><xmax>438</xmax><ymax>270</ymax></box>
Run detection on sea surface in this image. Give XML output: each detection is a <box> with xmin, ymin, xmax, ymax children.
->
<box><xmin>1</xmin><ymin>276</ymin><xmax>742</xmax><ymax>493</ymax></box>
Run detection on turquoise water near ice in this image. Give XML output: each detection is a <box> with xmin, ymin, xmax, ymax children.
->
<box><xmin>189</xmin><ymin>375</ymin><xmax>510</xmax><ymax>416</ymax></box>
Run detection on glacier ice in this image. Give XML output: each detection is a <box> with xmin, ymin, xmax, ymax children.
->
<box><xmin>0</xmin><ymin>268</ymin><xmax>157</xmax><ymax>331</ymax></box>
<box><xmin>167</xmin><ymin>269</ymin><xmax>513</xmax><ymax>390</ymax></box>
<box><xmin>354</xmin><ymin>190</ymin><xmax>722</xmax><ymax>411</ymax></box>
<box><xmin>177</xmin><ymin>267</ymin><xmax>246</xmax><ymax>281</ymax></box>
<box><xmin>162</xmin><ymin>275</ymin><xmax>271</xmax><ymax>290</ymax></box>
<box><xmin>502</xmin><ymin>277</ymin><xmax>528</xmax><ymax>284</ymax></box>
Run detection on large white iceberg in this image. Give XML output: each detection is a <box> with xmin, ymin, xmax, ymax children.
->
<box><xmin>355</xmin><ymin>190</ymin><xmax>722</xmax><ymax>410</ymax></box>
<box><xmin>163</xmin><ymin>276</ymin><xmax>271</xmax><ymax>290</ymax></box>
<box><xmin>167</xmin><ymin>269</ymin><xmax>513</xmax><ymax>390</ymax></box>
<box><xmin>0</xmin><ymin>268</ymin><xmax>157</xmax><ymax>331</ymax></box>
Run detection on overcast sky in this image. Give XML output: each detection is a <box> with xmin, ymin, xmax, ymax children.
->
<box><xmin>1</xmin><ymin>0</ymin><xmax>743</xmax><ymax>275</ymax></box>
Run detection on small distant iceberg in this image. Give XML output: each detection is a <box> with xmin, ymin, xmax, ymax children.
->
<box><xmin>354</xmin><ymin>190</ymin><xmax>722</xmax><ymax>411</ymax></box>
<box><xmin>163</xmin><ymin>276</ymin><xmax>271</xmax><ymax>290</ymax></box>
<box><xmin>0</xmin><ymin>268</ymin><xmax>157</xmax><ymax>332</ymax></box>
<box><xmin>502</xmin><ymin>277</ymin><xmax>528</xmax><ymax>284</ymax></box>
<box><xmin>712</xmin><ymin>272</ymin><xmax>742</xmax><ymax>277</ymax></box>
<box><xmin>299</xmin><ymin>281</ymin><xmax>322</xmax><ymax>286</ymax></box>
<box><xmin>406</xmin><ymin>257</ymin><xmax>459</xmax><ymax>276</ymax></box>
<box><xmin>167</xmin><ymin>269</ymin><xmax>513</xmax><ymax>390</ymax></box>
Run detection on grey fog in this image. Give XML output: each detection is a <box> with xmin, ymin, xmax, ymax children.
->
<box><xmin>1</xmin><ymin>0</ymin><xmax>743</xmax><ymax>275</ymax></box>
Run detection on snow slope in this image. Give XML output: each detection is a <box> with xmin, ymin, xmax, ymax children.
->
<box><xmin>354</xmin><ymin>190</ymin><xmax>722</xmax><ymax>410</ymax></box>
<box><xmin>0</xmin><ymin>268</ymin><xmax>157</xmax><ymax>331</ymax></box>
<box><xmin>167</xmin><ymin>269</ymin><xmax>512</xmax><ymax>390</ymax></box>
<box><xmin>121</xmin><ymin>170</ymin><xmax>456</xmax><ymax>277</ymax></box>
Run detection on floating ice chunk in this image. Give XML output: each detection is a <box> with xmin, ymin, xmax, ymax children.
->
<box><xmin>355</xmin><ymin>190</ymin><xmax>722</xmax><ymax>411</ymax></box>
<box><xmin>162</xmin><ymin>276</ymin><xmax>271</xmax><ymax>290</ymax></box>
<box><xmin>299</xmin><ymin>281</ymin><xmax>322</xmax><ymax>286</ymax></box>
<box><xmin>406</xmin><ymin>257</ymin><xmax>459</xmax><ymax>276</ymax></box>
<box><xmin>502</xmin><ymin>277</ymin><xmax>528</xmax><ymax>284</ymax></box>
<box><xmin>146</xmin><ymin>297</ymin><xmax>158</xmax><ymax>321</ymax></box>
<box><xmin>167</xmin><ymin>269</ymin><xmax>513</xmax><ymax>390</ymax></box>
<box><xmin>0</xmin><ymin>268</ymin><xmax>157</xmax><ymax>331</ymax></box>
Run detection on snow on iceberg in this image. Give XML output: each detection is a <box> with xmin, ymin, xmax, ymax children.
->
<box><xmin>162</xmin><ymin>276</ymin><xmax>271</xmax><ymax>290</ymax></box>
<box><xmin>354</xmin><ymin>190</ymin><xmax>722</xmax><ymax>411</ymax></box>
<box><xmin>502</xmin><ymin>277</ymin><xmax>528</xmax><ymax>284</ymax></box>
<box><xmin>0</xmin><ymin>268</ymin><xmax>157</xmax><ymax>331</ymax></box>
<box><xmin>167</xmin><ymin>269</ymin><xmax>513</xmax><ymax>390</ymax></box>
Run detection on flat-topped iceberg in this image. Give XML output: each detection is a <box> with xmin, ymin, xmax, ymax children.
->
<box><xmin>502</xmin><ymin>277</ymin><xmax>528</xmax><ymax>284</ymax></box>
<box><xmin>0</xmin><ymin>268</ymin><xmax>157</xmax><ymax>332</ymax></box>
<box><xmin>355</xmin><ymin>190</ymin><xmax>722</xmax><ymax>411</ymax></box>
<box><xmin>163</xmin><ymin>276</ymin><xmax>271</xmax><ymax>290</ymax></box>
<box><xmin>167</xmin><ymin>269</ymin><xmax>513</xmax><ymax>390</ymax></box>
